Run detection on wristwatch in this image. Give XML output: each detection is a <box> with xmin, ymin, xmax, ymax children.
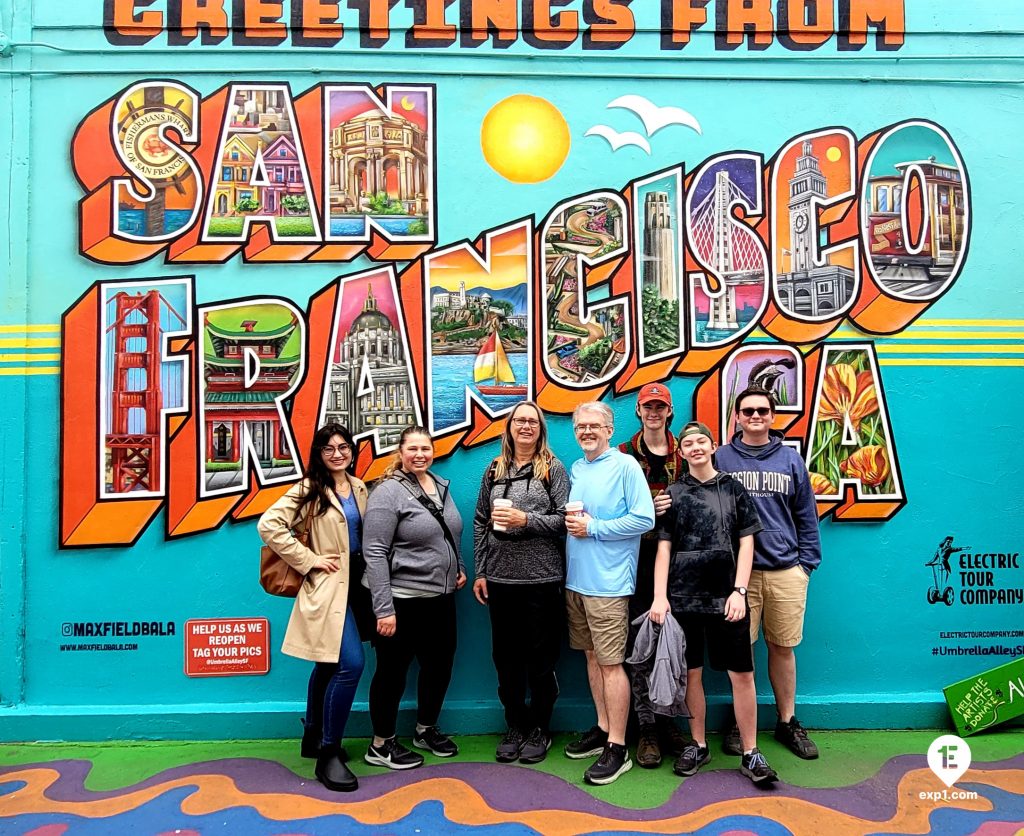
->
<box><xmin>733</xmin><ymin>586</ymin><xmax>747</xmax><ymax>596</ymax></box>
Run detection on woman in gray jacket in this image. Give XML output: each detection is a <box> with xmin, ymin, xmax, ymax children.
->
<box><xmin>472</xmin><ymin>400</ymin><xmax>569</xmax><ymax>764</ymax></box>
<box><xmin>362</xmin><ymin>426</ymin><xmax>466</xmax><ymax>770</ymax></box>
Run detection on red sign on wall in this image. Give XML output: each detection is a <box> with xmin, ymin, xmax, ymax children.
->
<box><xmin>184</xmin><ymin>617</ymin><xmax>270</xmax><ymax>677</ymax></box>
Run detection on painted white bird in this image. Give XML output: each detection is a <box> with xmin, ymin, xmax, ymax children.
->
<box><xmin>607</xmin><ymin>95</ymin><xmax>702</xmax><ymax>137</ymax></box>
<box><xmin>583</xmin><ymin>125</ymin><xmax>652</xmax><ymax>154</ymax></box>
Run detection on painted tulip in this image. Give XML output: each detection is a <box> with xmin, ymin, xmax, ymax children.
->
<box><xmin>810</xmin><ymin>472</ymin><xmax>837</xmax><ymax>495</ymax></box>
<box><xmin>818</xmin><ymin>363</ymin><xmax>879</xmax><ymax>432</ymax></box>
<box><xmin>839</xmin><ymin>445</ymin><xmax>889</xmax><ymax>487</ymax></box>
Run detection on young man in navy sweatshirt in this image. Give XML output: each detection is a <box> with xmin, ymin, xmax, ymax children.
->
<box><xmin>714</xmin><ymin>387</ymin><xmax>822</xmax><ymax>760</ymax></box>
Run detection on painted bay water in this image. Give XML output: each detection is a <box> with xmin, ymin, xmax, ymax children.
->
<box><xmin>330</xmin><ymin>216</ymin><xmax>418</xmax><ymax>235</ymax></box>
<box><xmin>431</xmin><ymin>352</ymin><xmax>529</xmax><ymax>430</ymax></box>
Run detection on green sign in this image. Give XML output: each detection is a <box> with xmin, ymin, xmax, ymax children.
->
<box><xmin>943</xmin><ymin>655</ymin><xmax>1024</xmax><ymax>736</ymax></box>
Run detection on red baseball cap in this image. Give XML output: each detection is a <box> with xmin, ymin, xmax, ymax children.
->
<box><xmin>637</xmin><ymin>382</ymin><xmax>672</xmax><ymax>407</ymax></box>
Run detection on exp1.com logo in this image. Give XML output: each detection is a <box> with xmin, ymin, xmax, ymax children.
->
<box><xmin>920</xmin><ymin>735</ymin><xmax>979</xmax><ymax>803</ymax></box>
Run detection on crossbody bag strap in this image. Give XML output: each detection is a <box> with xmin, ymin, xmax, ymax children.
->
<box><xmin>496</xmin><ymin>461</ymin><xmax>557</xmax><ymax>515</ymax></box>
<box><xmin>393</xmin><ymin>476</ymin><xmax>459</xmax><ymax>556</ymax></box>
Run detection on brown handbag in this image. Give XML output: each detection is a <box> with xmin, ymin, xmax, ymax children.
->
<box><xmin>259</xmin><ymin>498</ymin><xmax>315</xmax><ymax>597</ymax></box>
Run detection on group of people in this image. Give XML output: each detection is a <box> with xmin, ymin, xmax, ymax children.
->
<box><xmin>258</xmin><ymin>383</ymin><xmax>822</xmax><ymax>793</ymax></box>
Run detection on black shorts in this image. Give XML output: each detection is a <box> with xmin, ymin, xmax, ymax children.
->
<box><xmin>674</xmin><ymin>610</ymin><xmax>753</xmax><ymax>673</ymax></box>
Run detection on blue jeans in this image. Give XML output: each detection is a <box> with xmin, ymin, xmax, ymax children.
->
<box><xmin>306</xmin><ymin>607</ymin><xmax>365</xmax><ymax>747</ymax></box>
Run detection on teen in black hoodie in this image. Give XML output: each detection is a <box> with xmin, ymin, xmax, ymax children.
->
<box><xmin>649</xmin><ymin>421</ymin><xmax>778</xmax><ymax>786</ymax></box>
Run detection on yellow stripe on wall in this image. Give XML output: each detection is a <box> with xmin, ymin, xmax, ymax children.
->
<box><xmin>880</xmin><ymin>358</ymin><xmax>1024</xmax><ymax>367</ymax></box>
<box><xmin>0</xmin><ymin>353</ymin><xmax>62</xmax><ymax>362</ymax></box>
<box><xmin>7</xmin><ymin>361</ymin><xmax>1020</xmax><ymax>374</ymax></box>
<box><xmin>833</xmin><ymin>330</ymin><xmax>1023</xmax><ymax>341</ymax></box>
<box><xmin>915</xmin><ymin>319</ymin><xmax>1024</xmax><ymax>327</ymax></box>
<box><xmin>0</xmin><ymin>324</ymin><xmax>60</xmax><ymax>333</ymax></box>
<box><xmin>0</xmin><ymin>338</ymin><xmax>61</xmax><ymax>348</ymax></box>
<box><xmin>874</xmin><ymin>344</ymin><xmax>1024</xmax><ymax>354</ymax></box>
<box><xmin>0</xmin><ymin>322</ymin><xmax>1020</xmax><ymax>377</ymax></box>
<box><xmin>0</xmin><ymin>367</ymin><xmax>60</xmax><ymax>376</ymax></box>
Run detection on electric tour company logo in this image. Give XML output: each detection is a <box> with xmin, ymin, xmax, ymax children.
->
<box><xmin>926</xmin><ymin>537</ymin><xmax>1023</xmax><ymax>607</ymax></box>
<box><xmin>926</xmin><ymin>536</ymin><xmax>970</xmax><ymax>606</ymax></box>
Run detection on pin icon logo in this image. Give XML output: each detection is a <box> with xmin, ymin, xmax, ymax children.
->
<box><xmin>927</xmin><ymin>734</ymin><xmax>971</xmax><ymax>788</ymax></box>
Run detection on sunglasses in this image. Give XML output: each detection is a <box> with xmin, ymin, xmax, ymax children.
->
<box><xmin>739</xmin><ymin>407</ymin><xmax>773</xmax><ymax>417</ymax></box>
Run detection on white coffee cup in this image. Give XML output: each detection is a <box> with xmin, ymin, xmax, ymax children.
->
<box><xmin>492</xmin><ymin>498</ymin><xmax>513</xmax><ymax>531</ymax></box>
<box><xmin>565</xmin><ymin>500</ymin><xmax>584</xmax><ymax>517</ymax></box>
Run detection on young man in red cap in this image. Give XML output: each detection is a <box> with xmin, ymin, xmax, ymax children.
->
<box><xmin>617</xmin><ymin>382</ymin><xmax>689</xmax><ymax>768</ymax></box>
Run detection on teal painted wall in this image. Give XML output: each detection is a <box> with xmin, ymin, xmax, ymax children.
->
<box><xmin>1</xmin><ymin>0</ymin><xmax>1022</xmax><ymax>741</ymax></box>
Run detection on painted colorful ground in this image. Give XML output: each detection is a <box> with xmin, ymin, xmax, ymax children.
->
<box><xmin>1</xmin><ymin>730</ymin><xmax>1022</xmax><ymax>835</ymax></box>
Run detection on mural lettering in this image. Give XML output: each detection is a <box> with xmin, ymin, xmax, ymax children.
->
<box><xmin>63</xmin><ymin>94</ymin><xmax>970</xmax><ymax>545</ymax></box>
<box><xmin>74</xmin><ymin>80</ymin><xmax>437</xmax><ymax>264</ymax></box>
<box><xmin>101</xmin><ymin>0</ymin><xmax>906</xmax><ymax>51</ymax></box>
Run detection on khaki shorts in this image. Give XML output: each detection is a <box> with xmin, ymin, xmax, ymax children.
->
<box><xmin>748</xmin><ymin>565</ymin><xmax>809</xmax><ymax>647</ymax></box>
<box><xmin>565</xmin><ymin>589</ymin><xmax>629</xmax><ymax>665</ymax></box>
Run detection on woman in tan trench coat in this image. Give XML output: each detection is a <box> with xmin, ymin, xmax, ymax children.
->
<box><xmin>258</xmin><ymin>422</ymin><xmax>371</xmax><ymax>793</ymax></box>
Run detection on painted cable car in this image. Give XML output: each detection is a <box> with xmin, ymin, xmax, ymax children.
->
<box><xmin>866</xmin><ymin>159</ymin><xmax>965</xmax><ymax>270</ymax></box>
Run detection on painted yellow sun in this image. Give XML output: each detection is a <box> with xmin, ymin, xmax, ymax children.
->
<box><xmin>481</xmin><ymin>95</ymin><xmax>570</xmax><ymax>184</ymax></box>
<box><xmin>826</xmin><ymin>145</ymin><xmax>843</xmax><ymax>163</ymax></box>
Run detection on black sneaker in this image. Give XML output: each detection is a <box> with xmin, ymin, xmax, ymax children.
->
<box><xmin>365</xmin><ymin>737</ymin><xmax>424</xmax><ymax>770</ymax></box>
<box><xmin>722</xmin><ymin>723</ymin><xmax>742</xmax><ymax>756</ymax></box>
<box><xmin>583</xmin><ymin>742</ymin><xmax>633</xmax><ymax>785</ymax></box>
<box><xmin>740</xmin><ymin>747</ymin><xmax>779</xmax><ymax>784</ymax></box>
<box><xmin>564</xmin><ymin>725</ymin><xmax>608</xmax><ymax>759</ymax></box>
<box><xmin>518</xmin><ymin>727</ymin><xmax>552</xmax><ymax>764</ymax></box>
<box><xmin>673</xmin><ymin>742</ymin><xmax>711</xmax><ymax>776</ymax></box>
<box><xmin>775</xmin><ymin>716</ymin><xmax>819</xmax><ymax>759</ymax></box>
<box><xmin>495</xmin><ymin>727</ymin><xmax>526</xmax><ymax>762</ymax></box>
<box><xmin>413</xmin><ymin>725</ymin><xmax>459</xmax><ymax>758</ymax></box>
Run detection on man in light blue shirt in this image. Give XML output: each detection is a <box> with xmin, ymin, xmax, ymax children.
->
<box><xmin>563</xmin><ymin>401</ymin><xmax>655</xmax><ymax>785</ymax></box>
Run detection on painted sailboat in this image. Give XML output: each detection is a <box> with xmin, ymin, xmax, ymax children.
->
<box><xmin>474</xmin><ymin>329</ymin><xmax>527</xmax><ymax>396</ymax></box>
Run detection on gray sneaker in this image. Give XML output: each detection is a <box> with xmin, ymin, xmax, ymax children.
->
<box><xmin>518</xmin><ymin>727</ymin><xmax>552</xmax><ymax>764</ymax></box>
<box><xmin>495</xmin><ymin>727</ymin><xmax>525</xmax><ymax>762</ymax></box>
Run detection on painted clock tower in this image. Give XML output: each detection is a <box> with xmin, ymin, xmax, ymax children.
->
<box><xmin>788</xmin><ymin>140</ymin><xmax>827</xmax><ymax>272</ymax></box>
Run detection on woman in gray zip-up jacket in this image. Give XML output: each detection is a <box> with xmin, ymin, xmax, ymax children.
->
<box><xmin>361</xmin><ymin>426</ymin><xmax>466</xmax><ymax>771</ymax></box>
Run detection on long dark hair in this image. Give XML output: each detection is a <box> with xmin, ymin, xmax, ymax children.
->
<box><xmin>299</xmin><ymin>422</ymin><xmax>356</xmax><ymax>515</ymax></box>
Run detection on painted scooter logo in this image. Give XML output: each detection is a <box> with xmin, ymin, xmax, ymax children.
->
<box><xmin>926</xmin><ymin>536</ymin><xmax>970</xmax><ymax>606</ymax></box>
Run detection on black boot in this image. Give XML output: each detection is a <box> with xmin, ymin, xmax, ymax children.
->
<box><xmin>302</xmin><ymin>721</ymin><xmax>349</xmax><ymax>763</ymax></box>
<box><xmin>315</xmin><ymin>744</ymin><xmax>358</xmax><ymax>792</ymax></box>
<box><xmin>301</xmin><ymin>719</ymin><xmax>321</xmax><ymax>759</ymax></box>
